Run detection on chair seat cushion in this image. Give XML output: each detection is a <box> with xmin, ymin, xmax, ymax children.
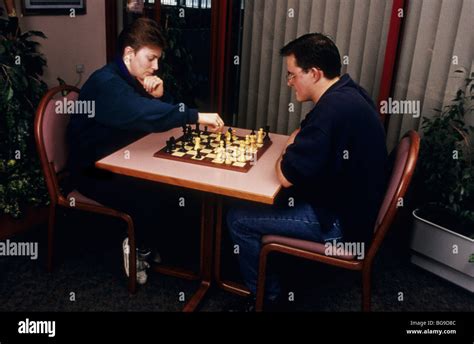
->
<box><xmin>67</xmin><ymin>190</ymin><xmax>103</xmax><ymax>207</ymax></box>
<box><xmin>262</xmin><ymin>235</ymin><xmax>356</xmax><ymax>260</ymax></box>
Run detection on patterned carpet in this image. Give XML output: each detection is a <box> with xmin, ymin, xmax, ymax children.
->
<box><xmin>1</xmin><ymin>206</ymin><xmax>473</xmax><ymax>313</ymax></box>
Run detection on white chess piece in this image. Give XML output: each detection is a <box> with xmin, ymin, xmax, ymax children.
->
<box><xmin>257</xmin><ymin>128</ymin><xmax>264</xmax><ymax>145</ymax></box>
<box><xmin>194</xmin><ymin>137</ymin><xmax>201</xmax><ymax>151</ymax></box>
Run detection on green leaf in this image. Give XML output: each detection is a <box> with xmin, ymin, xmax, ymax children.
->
<box><xmin>470</xmin><ymin>254</ymin><xmax>474</xmax><ymax>263</ymax></box>
<box><xmin>6</xmin><ymin>87</ymin><xmax>13</xmax><ymax>101</ymax></box>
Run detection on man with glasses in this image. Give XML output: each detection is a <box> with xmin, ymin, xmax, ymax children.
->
<box><xmin>226</xmin><ymin>33</ymin><xmax>388</xmax><ymax>311</ymax></box>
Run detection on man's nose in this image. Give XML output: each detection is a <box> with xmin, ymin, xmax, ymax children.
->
<box><xmin>152</xmin><ymin>60</ymin><xmax>158</xmax><ymax>71</ymax></box>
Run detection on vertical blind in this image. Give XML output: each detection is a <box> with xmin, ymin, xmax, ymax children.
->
<box><xmin>386</xmin><ymin>0</ymin><xmax>473</xmax><ymax>150</ymax></box>
<box><xmin>237</xmin><ymin>0</ymin><xmax>394</xmax><ymax>134</ymax></box>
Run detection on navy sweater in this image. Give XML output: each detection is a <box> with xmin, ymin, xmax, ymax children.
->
<box><xmin>67</xmin><ymin>57</ymin><xmax>199</xmax><ymax>179</ymax></box>
<box><xmin>280</xmin><ymin>74</ymin><xmax>388</xmax><ymax>246</ymax></box>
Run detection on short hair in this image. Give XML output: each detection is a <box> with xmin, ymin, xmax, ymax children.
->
<box><xmin>280</xmin><ymin>33</ymin><xmax>341</xmax><ymax>79</ymax></box>
<box><xmin>118</xmin><ymin>18</ymin><xmax>168</xmax><ymax>55</ymax></box>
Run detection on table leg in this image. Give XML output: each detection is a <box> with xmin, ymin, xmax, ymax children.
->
<box><xmin>182</xmin><ymin>193</ymin><xmax>215</xmax><ymax>312</ymax></box>
<box><xmin>214</xmin><ymin>197</ymin><xmax>251</xmax><ymax>297</ymax></box>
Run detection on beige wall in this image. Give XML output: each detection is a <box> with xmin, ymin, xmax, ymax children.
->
<box><xmin>15</xmin><ymin>0</ymin><xmax>107</xmax><ymax>88</ymax></box>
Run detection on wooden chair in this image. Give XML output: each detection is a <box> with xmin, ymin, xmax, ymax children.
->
<box><xmin>255</xmin><ymin>130</ymin><xmax>420</xmax><ymax>311</ymax></box>
<box><xmin>34</xmin><ymin>85</ymin><xmax>137</xmax><ymax>294</ymax></box>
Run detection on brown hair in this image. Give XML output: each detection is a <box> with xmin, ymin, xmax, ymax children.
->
<box><xmin>118</xmin><ymin>18</ymin><xmax>168</xmax><ymax>54</ymax></box>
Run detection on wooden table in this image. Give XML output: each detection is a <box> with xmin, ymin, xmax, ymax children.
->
<box><xmin>96</xmin><ymin>127</ymin><xmax>288</xmax><ymax>311</ymax></box>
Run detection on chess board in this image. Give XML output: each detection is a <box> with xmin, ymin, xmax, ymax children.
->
<box><xmin>154</xmin><ymin>128</ymin><xmax>272</xmax><ymax>173</ymax></box>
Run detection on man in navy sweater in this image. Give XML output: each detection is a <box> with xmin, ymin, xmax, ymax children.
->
<box><xmin>68</xmin><ymin>18</ymin><xmax>224</xmax><ymax>284</ymax></box>
<box><xmin>226</xmin><ymin>33</ymin><xmax>388</xmax><ymax>310</ymax></box>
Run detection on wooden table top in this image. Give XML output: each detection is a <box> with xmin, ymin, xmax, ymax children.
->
<box><xmin>96</xmin><ymin>127</ymin><xmax>288</xmax><ymax>204</ymax></box>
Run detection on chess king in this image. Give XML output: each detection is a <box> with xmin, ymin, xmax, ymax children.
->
<box><xmin>225</xmin><ymin>33</ymin><xmax>388</xmax><ymax>311</ymax></box>
<box><xmin>66</xmin><ymin>18</ymin><xmax>225</xmax><ymax>284</ymax></box>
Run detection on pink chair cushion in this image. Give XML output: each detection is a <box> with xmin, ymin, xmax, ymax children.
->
<box><xmin>42</xmin><ymin>91</ymin><xmax>79</xmax><ymax>173</ymax></box>
<box><xmin>375</xmin><ymin>136</ymin><xmax>410</xmax><ymax>229</ymax></box>
<box><xmin>67</xmin><ymin>190</ymin><xmax>103</xmax><ymax>207</ymax></box>
<box><xmin>262</xmin><ymin>235</ymin><xmax>356</xmax><ymax>260</ymax></box>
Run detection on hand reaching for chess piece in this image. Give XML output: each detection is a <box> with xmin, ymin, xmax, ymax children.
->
<box><xmin>198</xmin><ymin>113</ymin><xmax>224</xmax><ymax>133</ymax></box>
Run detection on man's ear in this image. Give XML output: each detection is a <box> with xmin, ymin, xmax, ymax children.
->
<box><xmin>310</xmin><ymin>67</ymin><xmax>322</xmax><ymax>82</ymax></box>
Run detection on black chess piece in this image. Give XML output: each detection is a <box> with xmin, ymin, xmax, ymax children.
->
<box><xmin>169</xmin><ymin>136</ymin><xmax>176</xmax><ymax>150</ymax></box>
<box><xmin>196</xmin><ymin>123</ymin><xmax>200</xmax><ymax>133</ymax></box>
<box><xmin>251</xmin><ymin>128</ymin><xmax>255</xmax><ymax>136</ymax></box>
<box><xmin>165</xmin><ymin>140</ymin><xmax>172</xmax><ymax>154</ymax></box>
<box><xmin>204</xmin><ymin>126</ymin><xmax>209</xmax><ymax>135</ymax></box>
<box><xmin>196</xmin><ymin>149</ymin><xmax>202</xmax><ymax>159</ymax></box>
<box><xmin>264</xmin><ymin>125</ymin><xmax>271</xmax><ymax>141</ymax></box>
<box><xmin>205</xmin><ymin>139</ymin><xmax>212</xmax><ymax>149</ymax></box>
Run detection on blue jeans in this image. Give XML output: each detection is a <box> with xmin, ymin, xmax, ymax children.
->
<box><xmin>226</xmin><ymin>202</ymin><xmax>343</xmax><ymax>300</ymax></box>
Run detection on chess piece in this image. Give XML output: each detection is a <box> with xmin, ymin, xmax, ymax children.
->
<box><xmin>225</xmin><ymin>151</ymin><xmax>232</xmax><ymax>165</ymax></box>
<box><xmin>232</xmin><ymin>129</ymin><xmax>238</xmax><ymax>142</ymax></box>
<box><xmin>194</xmin><ymin>137</ymin><xmax>201</xmax><ymax>151</ymax></box>
<box><xmin>264</xmin><ymin>125</ymin><xmax>271</xmax><ymax>141</ymax></box>
<box><xmin>169</xmin><ymin>136</ymin><xmax>176</xmax><ymax>150</ymax></box>
<box><xmin>196</xmin><ymin>149</ymin><xmax>202</xmax><ymax>159</ymax></box>
<box><xmin>165</xmin><ymin>140</ymin><xmax>172</xmax><ymax>154</ymax></box>
<box><xmin>250</xmin><ymin>129</ymin><xmax>255</xmax><ymax>136</ymax></box>
<box><xmin>257</xmin><ymin>128</ymin><xmax>264</xmax><ymax>144</ymax></box>
<box><xmin>216</xmin><ymin>132</ymin><xmax>222</xmax><ymax>143</ymax></box>
<box><xmin>238</xmin><ymin>143</ymin><xmax>246</xmax><ymax>163</ymax></box>
<box><xmin>204</xmin><ymin>126</ymin><xmax>209</xmax><ymax>135</ymax></box>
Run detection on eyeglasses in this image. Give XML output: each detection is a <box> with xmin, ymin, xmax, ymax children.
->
<box><xmin>286</xmin><ymin>70</ymin><xmax>305</xmax><ymax>82</ymax></box>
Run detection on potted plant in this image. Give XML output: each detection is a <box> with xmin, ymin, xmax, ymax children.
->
<box><xmin>411</xmin><ymin>69</ymin><xmax>474</xmax><ymax>292</ymax></box>
<box><xmin>0</xmin><ymin>13</ymin><xmax>49</xmax><ymax>238</ymax></box>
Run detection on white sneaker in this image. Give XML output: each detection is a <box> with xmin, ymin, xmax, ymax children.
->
<box><xmin>152</xmin><ymin>251</ymin><xmax>162</xmax><ymax>264</ymax></box>
<box><xmin>122</xmin><ymin>238</ymin><xmax>150</xmax><ymax>285</ymax></box>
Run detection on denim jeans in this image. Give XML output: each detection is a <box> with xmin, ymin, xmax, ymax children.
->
<box><xmin>226</xmin><ymin>201</ymin><xmax>343</xmax><ymax>300</ymax></box>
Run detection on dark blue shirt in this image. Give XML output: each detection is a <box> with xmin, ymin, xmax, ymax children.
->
<box><xmin>281</xmin><ymin>74</ymin><xmax>388</xmax><ymax>245</ymax></box>
<box><xmin>67</xmin><ymin>57</ymin><xmax>199</xmax><ymax>179</ymax></box>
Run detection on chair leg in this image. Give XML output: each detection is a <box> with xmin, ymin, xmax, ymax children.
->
<box><xmin>47</xmin><ymin>205</ymin><xmax>56</xmax><ymax>273</ymax></box>
<box><xmin>124</xmin><ymin>216</ymin><xmax>137</xmax><ymax>294</ymax></box>
<box><xmin>255</xmin><ymin>246</ymin><xmax>270</xmax><ymax>312</ymax></box>
<box><xmin>362</xmin><ymin>268</ymin><xmax>371</xmax><ymax>312</ymax></box>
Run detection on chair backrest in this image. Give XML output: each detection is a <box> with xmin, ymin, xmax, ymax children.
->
<box><xmin>34</xmin><ymin>85</ymin><xmax>80</xmax><ymax>204</ymax></box>
<box><xmin>366</xmin><ymin>130</ymin><xmax>420</xmax><ymax>262</ymax></box>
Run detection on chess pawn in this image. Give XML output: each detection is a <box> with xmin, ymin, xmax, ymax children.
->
<box><xmin>245</xmin><ymin>135</ymin><xmax>250</xmax><ymax>146</ymax></box>
<box><xmin>194</xmin><ymin>137</ymin><xmax>201</xmax><ymax>151</ymax></box>
<box><xmin>216</xmin><ymin>133</ymin><xmax>222</xmax><ymax>143</ymax></box>
<box><xmin>232</xmin><ymin>129</ymin><xmax>238</xmax><ymax>142</ymax></box>
<box><xmin>225</xmin><ymin>151</ymin><xmax>232</xmax><ymax>165</ymax></box>
<box><xmin>238</xmin><ymin>144</ymin><xmax>246</xmax><ymax>163</ymax></box>
<box><xmin>257</xmin><ymin>128</ymin><xmax>264</xmax><ymax>145</ymax></box>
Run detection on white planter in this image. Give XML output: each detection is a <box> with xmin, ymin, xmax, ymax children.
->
<box><xmin>410</xmin><ymin>209</ymin><xmax>474</xmax><ymax>293</ymax></box>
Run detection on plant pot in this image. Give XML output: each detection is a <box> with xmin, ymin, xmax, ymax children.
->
<box><xmin>0</xmin><ymin>206</ymin><xmax>48</xmax><ymax>241</ymax></box>
<box><xmin>410</xmin><ymin>208</ymin><xmax>474</xmax><ymax>293</ymax></box>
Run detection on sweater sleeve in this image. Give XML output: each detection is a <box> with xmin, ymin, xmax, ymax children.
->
<box><xmin>280</xmin><ymin>123</ymin><xmax>331</xmax><ymax>186</ymax></box>
<box><xmin>93</xmin><ymin>75</ymin><xmax>198</xmax><ymax>133</ymax></box>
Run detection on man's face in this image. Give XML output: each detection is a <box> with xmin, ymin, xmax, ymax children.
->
<box><xmin>286</xmin><ymin>54</ymin><xmax>318</xmax><ymax>102</ymax></box>
<box><xmin>125</xmin><ymin>46</ymin><xmax>162</xmax><ymax>81</ymax></box>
